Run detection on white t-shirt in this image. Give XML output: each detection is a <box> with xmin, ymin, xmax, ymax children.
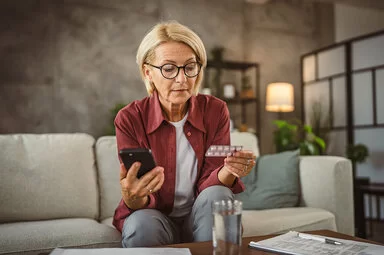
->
<box><xmin>169</xmin><ymin>113</ymin><xmax>198</xmax><ymax>217</ymax></box>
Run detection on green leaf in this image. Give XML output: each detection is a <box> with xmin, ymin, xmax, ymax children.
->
<box><xmin>303</xmin><ymin>141</ymin><xmax>320</xmax><ymax>155</ymax></box>
<box><xmin>303</xmin><ymin>125</ymin><xmax>313</xmax><ymax>133</ymax></box>
<box><xmin>273</xmin><ymin>118</ymin><xmax>326</xmax><ymax>155</ymax></box>
<box><xmin>314</xmin><ymin>136</ymin><xmax>326</xmax><ymax>150</ymax></box>
<box><xmin>273</xmin><ymin>120</ymin><xmax>287</xmax><ymax>128</ymax></box>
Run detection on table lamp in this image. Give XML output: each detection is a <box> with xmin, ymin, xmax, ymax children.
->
<box><xmin>265</xmin><ymin>82</ymin><xmax>294</xmax><ymax>119</ymax></box>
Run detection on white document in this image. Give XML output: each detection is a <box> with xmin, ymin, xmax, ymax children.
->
<box><xmin>50</xmin><ymin>247</ymin><xmax>191</xmax><ymax>255</ymax></box>
<box><xmin>249</xmin><ymin>231</ymin><xmax>384</xmax><ymax>255</ymax></box>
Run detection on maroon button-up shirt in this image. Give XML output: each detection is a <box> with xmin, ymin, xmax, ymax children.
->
<box><xmin>112</xmin><ymin>91</ymin><xmax>245</xmax><ymax>232</ymax></box>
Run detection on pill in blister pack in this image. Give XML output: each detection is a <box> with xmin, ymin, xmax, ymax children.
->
<box><xmin>205</xmin><ymin>145</ymin><xmax>243</xmax><ymax>157</ymax></box>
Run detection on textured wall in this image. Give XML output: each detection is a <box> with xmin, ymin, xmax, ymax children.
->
<box><xmin>0</xmin><ymin>0</ymin><xmax>332</xmax><ymax>153</ymax></box>
<box><xmin>335</xmin><ymin>3</ymin><xmax>384</xmax><ymax>42</ymax></box>
<box><xmin>244</xmin><ymin>0</ymin><xmax>333</xmax><ymax>153</ymax></box>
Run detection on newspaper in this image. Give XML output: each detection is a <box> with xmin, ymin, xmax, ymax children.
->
<box><xmin>249</xmin><ymin>231</ymin><xmax>384</xmax><ymax>255</ymax></box>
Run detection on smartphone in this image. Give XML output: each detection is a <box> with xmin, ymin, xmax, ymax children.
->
<box><xmin>119</xmin><ymin>148</ymin><xmax>156</xmax><ymax>178</ymax></box>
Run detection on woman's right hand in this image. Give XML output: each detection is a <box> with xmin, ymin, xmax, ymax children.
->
<box><xmin>119</xmin><ymin>162</ymin><xmax>164</xmax><ymax>209</ymax></box>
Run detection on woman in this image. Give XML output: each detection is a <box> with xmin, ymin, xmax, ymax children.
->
<box><xmin>113</xmin><ymin>20</ymin><xmax>256</xmax><ymax>247</ymax></box>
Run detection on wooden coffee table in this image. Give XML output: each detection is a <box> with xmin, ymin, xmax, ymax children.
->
<box><xmin>167</xmin><ymin>229</ymin><xmax>382</xmax><ymax>255</ymax></box>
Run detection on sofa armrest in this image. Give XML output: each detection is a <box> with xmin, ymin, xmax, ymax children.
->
<box><xmin>299</xmin><ymin>156</ymin><xmax>354</xmax><ymax>236</ymax></box>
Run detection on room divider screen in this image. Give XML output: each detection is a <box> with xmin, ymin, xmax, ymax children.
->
<box><xmin>301</xmin><ymin>29</ymin><xmax>384</xmax><ymax>237</ymax></box>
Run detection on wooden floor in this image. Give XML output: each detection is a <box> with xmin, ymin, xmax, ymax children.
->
<box><xmin>366</xmin><ymin>220</ymin><xmax>384</xmax><ymax>244</ymax></box>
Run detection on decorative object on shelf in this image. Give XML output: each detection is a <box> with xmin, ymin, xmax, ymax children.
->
<box><xmin>266</xmin><ymin>82</ymin><xmax>294</xmax><ymax>119</ymax></box>
<box><xmin>240</xmin><ymin>76</ymin><xmax>254</xmax><ymax>98</ymax></box>
<box><xmin>223</xmin><ymin>83</ymin><xmax>236</xmax><ymax>99</ymax></box>
<box><xmin>273</xmin><ymin>119</ymin><xmax>325</xmax><ymax>155</ymax></box>
<box><xmin>239</xmin><ymin>123</ymin><xmax>249</xmax><ymax>132</ymax></box>
<box><xmin>210</xmin><ymin>46</ymin><xmax>225</xmax><ymax>98</ymax></box>
<box><xmin>347</xmin><ymin>144</ymin><xmax>369</xmax><ymax>165</ymax></box>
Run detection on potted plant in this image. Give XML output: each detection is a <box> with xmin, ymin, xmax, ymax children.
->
<box><xmin>240</xmin><ymin>76</ymin><xmax>254</xmax><ymax>98</ymax></box>
<box><xmin>273</xmin><ymin>119</ymin><xmax>326</xmax><ymax>155</ymax></box>
<box><xmin>104</xmin><ymin>103</ymin><xmax>126</xmax><ymax>136</ymax></box>
<box><xmin>346</xmin><ymin>143</ymin><xmax>369</xmax><ymax>165</ymax></box>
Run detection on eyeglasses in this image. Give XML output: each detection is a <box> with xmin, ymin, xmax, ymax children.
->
<box><xmin>145</xmin><ymin>62</ymin><xmax>202</xmax><ymax>79</ymax></box>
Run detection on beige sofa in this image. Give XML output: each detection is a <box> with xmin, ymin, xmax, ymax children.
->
<box><xmin>0</xmin><ymin>133</ymin><xmax>354</xmax><ymax>255</ymax></box>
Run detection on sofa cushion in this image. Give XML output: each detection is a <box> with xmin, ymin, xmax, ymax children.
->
<box><xmin>241</xmin><ymin>207</ymin><xmax>337</xmax><ymax>237</ymax></box>
<box><xmin>100</xmin><ymin>217</ymin><xmax>115</xmax><ymax>228</ymax></box>
<box><xmin>0</xmin><ymin>133</ymin><xmax>99</xmax><ymax>223</ymax></box>
<box><xmin>0</xmin><ymin>218</ymin><xmax>122</xmax><ymax>254</ymax></box>
<box><xmin>235</xmin><ymin>150</ymin><xmax>300</xmax><ymax>210</ymax></box>
<box><xmin>95</xmin><ymin>136</ymin><xmax>121</xmax><ymax>221</ymax></box>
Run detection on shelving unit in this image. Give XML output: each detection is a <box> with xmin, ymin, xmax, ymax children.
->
<box><xmin>205</xmin><ymin>60</ymin><xmax>261</xmax><ymax>144</ymax></box>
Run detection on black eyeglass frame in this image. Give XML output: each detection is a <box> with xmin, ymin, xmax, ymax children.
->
<box><xmin>145</xmin><ymin>62</ymin><xmax>202</xmax><ymax>79</ymax></box>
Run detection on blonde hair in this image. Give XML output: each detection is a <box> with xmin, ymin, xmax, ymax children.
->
<box><xmin>136</xmin><ymin>20</ymin><xmax>207</xmax><ymax>95</ymax></box>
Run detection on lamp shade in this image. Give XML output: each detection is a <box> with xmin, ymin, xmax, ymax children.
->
<box><xmin>265</xmin><ymin>82</ymin><xmax>294</xmax><ymax>112</ymax></box>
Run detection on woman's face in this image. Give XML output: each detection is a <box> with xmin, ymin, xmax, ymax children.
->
<box><xmin>144</xmin><ymin>41</ymin><xmax>198</xmax><ymax>108</ymax></box>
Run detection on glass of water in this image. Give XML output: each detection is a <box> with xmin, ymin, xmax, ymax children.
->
<box><xmin>212</xmin><ymin>200</ymin><xmax>242</xmax><ymax>255</ymax></box>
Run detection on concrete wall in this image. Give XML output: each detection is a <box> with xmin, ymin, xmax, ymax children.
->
<box><xmin>0</xmin><ymin>0</ymin><xmax>332</xmax><ymax>154</ymax></box>
<box><xmin>244</xmin><ymin>0</ymin><xmax>333</xmax><ymax>153</ymax></box>
<box><xmin>335</xmin><ymin>3</ymin><xmax>384</xmax><ymax>42</ymax></box>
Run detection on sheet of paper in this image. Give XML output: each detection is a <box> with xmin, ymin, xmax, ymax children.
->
<box><xmin>249</xmin><ymin>231</ymin><xmax>384</xmax><ymax>255</ymax></box>
<box><xmin>50</xmin><ymin>247</ymin><xmax>191</xmax><ymax>255</ymax></box>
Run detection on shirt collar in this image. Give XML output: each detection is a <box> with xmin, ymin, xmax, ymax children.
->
<box><xmin>187</xmin><ymin>95</ymin><xmax>206</xmax><ymax>133</ymax></box>
<box><xmin>147</xmin><ymin>90</ymin><xmax>206</xmax><ymax>134</ymax></box>
<box><xmin>147</xmin><ymin>90</ymin><xmax>166</xmax><ymax>134</ymax></box>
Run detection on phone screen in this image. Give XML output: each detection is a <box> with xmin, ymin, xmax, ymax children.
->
<box><xmin>119</xmin><ymin>148</ymin><xmax>156</xmax><ymax>178</ymax></box>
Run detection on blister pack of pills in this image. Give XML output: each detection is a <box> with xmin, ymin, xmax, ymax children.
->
<box><xmin>205</xmin><ymin>145</ymin><xmax>243</xmax><ymax>157</ymax></box>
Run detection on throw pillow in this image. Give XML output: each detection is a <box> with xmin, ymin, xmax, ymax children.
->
<box><xmin>235</xmin><ymin>149</ymin><xmax>300</xmax><ymax>210</ymax></box>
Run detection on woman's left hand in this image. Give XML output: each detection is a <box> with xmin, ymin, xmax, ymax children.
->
<box><xmin>223</xmin><ymin>150</ymin><xmax>256</xmax><ymax>178</ymax></box>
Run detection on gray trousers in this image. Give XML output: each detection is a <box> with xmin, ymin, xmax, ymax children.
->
<box><xmin>121</xmin><ymin>185</ymin><xmax>234</xmax><ymax>247</ymax></box>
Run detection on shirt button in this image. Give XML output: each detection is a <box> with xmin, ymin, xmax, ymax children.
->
<box><xmin>187</xmin><ymin>132</ymin><xmax>191</xmax><ymax>136</ymax></box>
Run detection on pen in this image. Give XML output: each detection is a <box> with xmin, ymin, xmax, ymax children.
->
<box><xmin>298</xmin><ymin>233</ymin><xmax>343</xmax><ymax>245</ymax></box>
